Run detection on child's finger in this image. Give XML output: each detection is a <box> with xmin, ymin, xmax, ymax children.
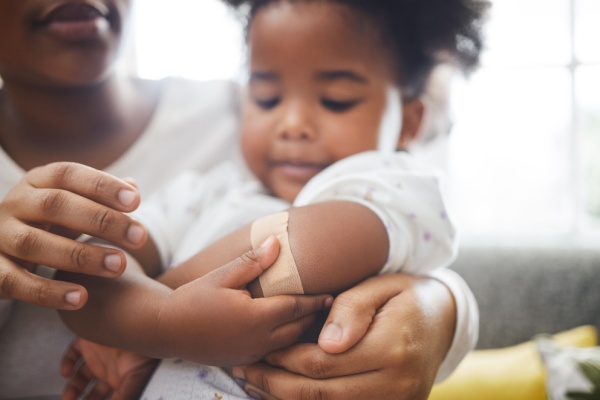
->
<box><xmin>60</xmin><ymin>340</ymin><xmax>84</xmax><ymax>378</ymax></box>
<box><xmin>85</xmin><ymin>380</ymin><xmax>113</xmax><ymax>400</ymax></box>
<box><xmin>257</xmin><ymin>294</ymin><xmax>333</xmax><ymax>326</ymax></box>
<box><xmin>62</xmin><ymin>362</ymin><xmax>96</xmax><ymax>400</ymax></box>
<box><xmin>267</xmin><ymin>313</ymin><xmax>319</xmax><ymax>350</ymax></box>
<box><xmin>207</xmin><ymin>236</ymin><xmax>280</xmax><ymax>289</ymax></box>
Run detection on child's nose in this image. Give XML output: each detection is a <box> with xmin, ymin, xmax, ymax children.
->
<box><xmin>277</xmin><ymin>103</ymin><xmax>316</xmax><ymax>141</ymax></box>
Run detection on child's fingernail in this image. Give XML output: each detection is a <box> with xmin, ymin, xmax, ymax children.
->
<box><xmin>127</xmin><ymin>224</ymin><xmax>145</xmax><ymax>245</ymax></box>
<box><xmin>118</xmin><ymin>189</ymin><xmax>137</xmax><ymax>207</ymax></box>
<box><xmin>246</xmin><ymin>388</ymin><xmax>262</xmax><ymax>400</ymax></box>
<box><xmin>65</xmin><ymin>291</ymin><xmax>81</xmax><ymax>306</ymax></box>
<box><xmin>232</xmin><ymin>366</ymin><xmax>245</xmax><ymax>380</ymax></box>
<box><xmin>325</xmin><ymin>296</ymin><xmax>334</xmax><ymax>308</ymax></box>
<box><xmin>244</xmin><ymin>385</ymin><xmax>262</xmax><ymax>400</ymax></box>
<box><xmin>320</xmin><ymin>322</ymin><xmax>343</xmax><ymax>343</ymax></box>
<box><xmin>258</xmin><ymin>235</ymin><xmax>276</xmax><ymax>250</ymax></box>
<box><xmin>104</xmin><ymin>254</ymin><xmax>122</xmax><ymax>273</ymax></box>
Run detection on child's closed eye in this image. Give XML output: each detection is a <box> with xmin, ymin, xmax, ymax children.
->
<box><xmin>321</xmin><ymin>98</ymin><xmax>363</xmax><ymax>113</ymax></box>
<box><xmin>254</xmin><ymin>97</ymin><xmax>281</xmax><ymax>110</ymax></box>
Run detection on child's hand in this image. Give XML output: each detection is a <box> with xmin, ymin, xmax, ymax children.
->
<box><xmin>60</xmin><ymin>338</ymin><xmax>158</xmax><ymax>400</ymax></box>
<box><xmin>0</xmin><ymin>162</ymin><xmax>147</xmax><ymax>310</ymax></box>
<box><xmin>158</xmin><ymin>236</ymin><xmax>334</xmax><ymax>367</ymax></box>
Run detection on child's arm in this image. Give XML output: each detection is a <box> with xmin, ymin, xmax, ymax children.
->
<box><xmin>58</xmin><ymin>237</ymin><xmax>332</xmax><ymax>367</ymax></box>
<box><xmin>158</xmin><ymin>200</ymin><xmax>388</xmax><ymax>295</ymax></box>
<box><xmin>160</xmin><ymin>151</ymin><xmax>457</xmax><ymax>296</ymax></box>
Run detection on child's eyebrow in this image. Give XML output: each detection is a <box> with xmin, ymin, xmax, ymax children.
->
<box><xmin>315</xmin><ymin>70</ymin><xmax>368</xmax><ymax>83</ymax></box>
<box><xmin>249</xmin><ymin>71</ymin><xmax>279</xmax><ymax>82</ymax></box>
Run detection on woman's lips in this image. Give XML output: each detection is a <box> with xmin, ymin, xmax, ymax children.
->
<box><xmin>34</xmin><ymin>2</ymin><xmax>111</xmax><ymax>42</ymax></box>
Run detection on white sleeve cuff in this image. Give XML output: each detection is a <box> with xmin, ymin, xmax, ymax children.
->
<box><xmin>427</xmin><ymin>268</ymin><xmax>479</xmax><ymax>383</ymax></box>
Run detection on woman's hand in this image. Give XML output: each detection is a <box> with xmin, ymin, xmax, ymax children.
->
<box><xmin>60</xmin><ymin>338</ymin><xmax>157</xmax><ymax>400</ymax></box>
<box><xmin>158</xmin><ymin>236</ymin><xmax>334</xmax><ymax>367</ymax></box>
<box><xmin>232</xmin><ymin>274</ymin><xmax>456</xmax><ymax>400</ymax></box>
<box><xmin>0</xmin><ymin>162</ymin><xmax>147</xmax><ymax>309</ymax></box>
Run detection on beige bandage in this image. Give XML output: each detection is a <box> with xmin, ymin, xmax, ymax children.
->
<box><xmin>251</xmin><ymin>211</ymin><xmax>304</xmax><ymax>297</ymax></box>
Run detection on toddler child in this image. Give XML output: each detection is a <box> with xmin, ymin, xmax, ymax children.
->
<box><xmin>59</xmin><ymin>0</ymin><xmax>489</xmax><ymax>398</ymax></box>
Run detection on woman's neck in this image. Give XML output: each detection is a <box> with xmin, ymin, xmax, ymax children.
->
<box><xmin>0</xmin><ymin>74</ymin><xmax>160</xmax><ymax>170</ymax></box>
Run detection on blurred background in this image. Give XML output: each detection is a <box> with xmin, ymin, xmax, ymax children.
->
<box><xmin>128</xmin><ymin>0</ymin><xmax>600</xmax><ymax>245</ymax></box>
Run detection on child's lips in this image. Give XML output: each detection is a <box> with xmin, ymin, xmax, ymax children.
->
<box><xmin>35</xmin><ymin>2</ymin><xmax>111</xmax><ymax>41</ymax></box>
<box><xmin>273</xmin><ymin>161</ymin><xmax>326</xmax><ymax>181</ymax></box>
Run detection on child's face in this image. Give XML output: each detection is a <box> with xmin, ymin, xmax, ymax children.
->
<box><xmin>0</xmin><ymin>0</ymin><xmax>131</xmax><ymax>86</ymax></box>
<box><xmin>241</xmin><ymin>1</ymin><xmax>417</xmax><ymax>203</ymax></box>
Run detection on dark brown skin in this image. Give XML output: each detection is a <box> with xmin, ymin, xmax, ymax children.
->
<box><xmin>159</xmin><ymin>201</ymin><xmax>388</xmax><ymax>296</ymax></box>
<box><xmin>0</xmin><ymin>1</ymin><xmax>460</xmax><ymax>398</ymax></box>
<box><xmin>0</xmin><ymin>0</ymin><xmax>162</xmax><ymax>309</ymax></box>
<box><xmin>59</xmin><ymin>201</ymin><xmax>388</xmax><ymax>360</ymax></box>
<box><xmin>59</xmin><ymin>236</ymin><xmax>333</xmax><ymax>366</ymax></box>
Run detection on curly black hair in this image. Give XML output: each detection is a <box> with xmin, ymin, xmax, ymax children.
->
<box><xmin>222</xmin><ymin>0</ymin><xmax>490</xmax><ymax>98</ymax></box>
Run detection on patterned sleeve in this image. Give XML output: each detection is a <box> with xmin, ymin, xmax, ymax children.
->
<box><xmin>294</xmin><ymin>151</ymin><xmax>476</xmax><ymax>381</ymax></box>
<box><xmin>293</xmin><ymin>150</ymin><xmax>458</xmax><ymax>275</ymax></box>
<box><xmin>132</xmin><ymin>170</ymin><xmax>208</xmax><ymax>270</ymax></box>
<box><xmin>132</xmin><ymin>163</ymin><xmax>240</xmax><ymax>270</ymax></box>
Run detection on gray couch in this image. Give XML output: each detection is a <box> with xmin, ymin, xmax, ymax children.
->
<box><xmin>451</xmin><ymin>245</ymin><xmax>600</xmax><ymax>349</ymax></box>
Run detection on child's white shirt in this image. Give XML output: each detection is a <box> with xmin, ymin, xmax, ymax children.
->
<box><xmin>136</xmin><ymin>150</ymin><xmax>457</xmax><ymax>276</ymax></box>
<box><xmin>134</xmin><ymin>150</ymin><xmax>474</xmax><ymax>394</ymax></box>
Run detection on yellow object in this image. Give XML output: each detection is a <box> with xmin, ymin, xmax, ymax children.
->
<box><xmin>428</xmin><ymin>325</ymin><xmax>598</xmax><ymax>400</ymax></box>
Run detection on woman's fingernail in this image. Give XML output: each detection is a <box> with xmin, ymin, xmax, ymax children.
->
<box><xmin>65</xmin><ymin>291</ymin><xmax>81</xmax><ymax>306</ymax></box>
<box><xmin>118</xmin><ymin>189</ymin><xmax>137</xmax><ymax>207</ymax></box>
<box><xmin>320</xmin><ymin>322</ymin><xmax>343</xmax><ymax>343</ymax></box>
<box><xmin>232</xmin><ymin>367</ymin><xmax>245</xmax><ymax>380</ymax></box>
<box><xmin>127</xmin><ymin>225</ymin><xmax>145</xmax><ymax>245</ymax></box>
<box><xmin>104</xmin><ymin>254</ymin><xmax>122</xmax><ymax>273</ymax></box>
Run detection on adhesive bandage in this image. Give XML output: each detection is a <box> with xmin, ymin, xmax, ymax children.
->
<box><xmin>250</xmin><ymin>211</ymin><xmax>304</xmax><ymax>297</ymax></box>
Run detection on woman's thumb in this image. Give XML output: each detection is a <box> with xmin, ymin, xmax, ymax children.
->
<box><xmin>210</xmin><ymin>235</ymin><xmax>280</xmax><ymax>289</ymax></box>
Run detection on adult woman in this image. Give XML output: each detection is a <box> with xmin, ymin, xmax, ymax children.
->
<box><xmin>0</xmin><ymin>0</ymin><xmax>476</xmax><ymax>398</ymax></box>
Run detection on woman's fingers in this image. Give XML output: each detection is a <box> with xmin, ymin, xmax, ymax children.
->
<box><xmin>235</xmin><ymin>361</ymin><xmax>394</xmax><ymax>400</ymax></box>
<box><xmin>3</xmin><ymin>187</ymin><xmax>147</xmax><ymax>251</ymax></box>
<box><xmin>234</xmin><ymin>276</ymin><xmax>450</xmax><ymax>400</ymax></box>
<box><xmin>0</xmin><ymin>162</ymin><xmax>148</xmax><ymax>307</ymax></box>
<box><xmin>0</xmin><ymin>256</ymin><xmax>88</xmax><ymax>309</ymax></box>
<box><xmin>317</xmin><ymin>274</ymin><xmax>410</xmax><ymax>354</ymax></box>
<box><xmin>25</xmin><ymin>162</ymin><xmax>141</xmax><ymax>212</ymax></box>
<box><xmin>2</xmin><ymin>228</ymin><xmax>130</xmax><ymax>277</ymax></box>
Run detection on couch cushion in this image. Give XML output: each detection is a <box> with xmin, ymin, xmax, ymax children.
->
<box><xmin>451</xmin><ymin>245</ymin><xmax>600</xmax><ymax>349</ymax></box>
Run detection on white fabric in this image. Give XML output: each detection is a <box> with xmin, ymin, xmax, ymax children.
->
<box><xmin>429</xmin><ymin>268</ymin><xmax>480</xmax><ymax>382</ymax></box>
<box><xmin>0</xmin><ymin>77</ymin><xmax>242</xmax><ymax>399</ymax></box>
<box><xmin>138</xmin><ymin>151</ymin><xmax>457</xmax><ymax>276</ymax></box>
<box><xmin>137</xmin><ymin>151</ymin><xmax>472</xmax><ymax>399</ymax></box>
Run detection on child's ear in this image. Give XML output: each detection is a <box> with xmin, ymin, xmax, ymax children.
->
<box><xmin>397</xmin><ymin>98</ymin><xmax>424</xmax><ymax>150</ymax></box>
